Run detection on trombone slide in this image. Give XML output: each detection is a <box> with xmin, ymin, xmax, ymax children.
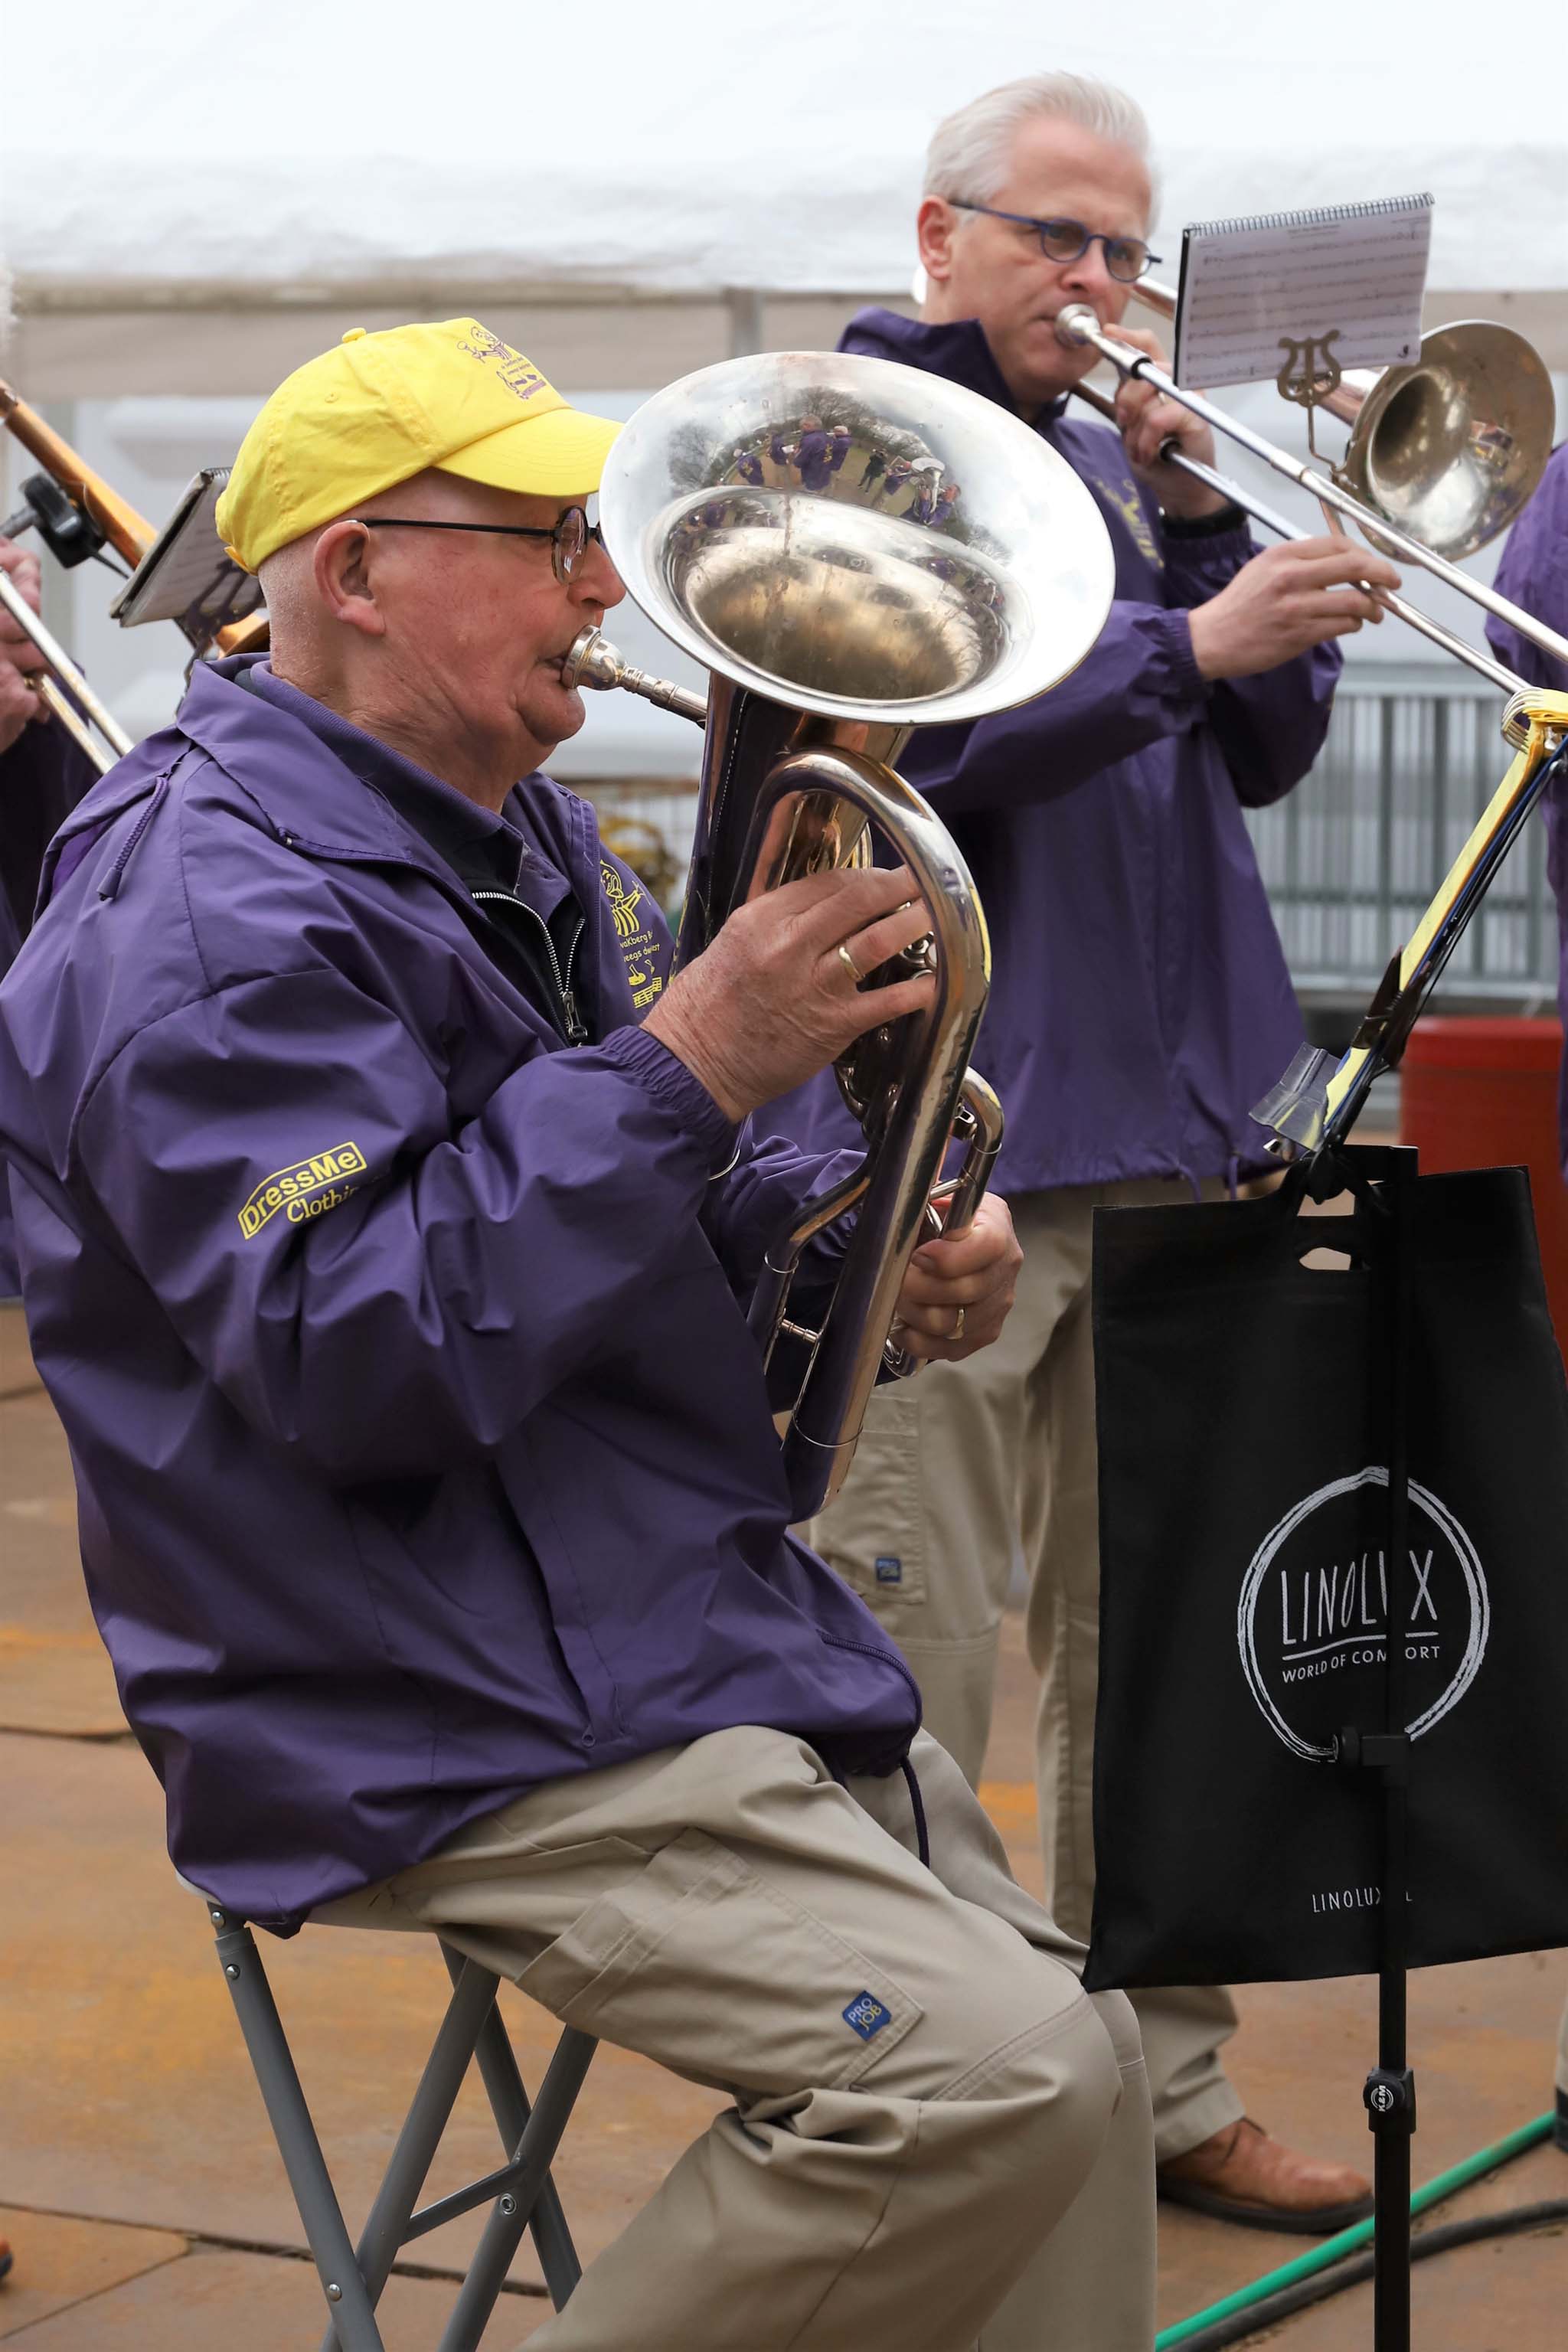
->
<box><xmin>0</xmin><ymin>567</ymin><xmax>132</xmax><ymax>766</ymax></box>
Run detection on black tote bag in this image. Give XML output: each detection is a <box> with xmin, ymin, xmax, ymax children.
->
<box><xmin>1083</xmin><ymin>1155</ymin><xmax>1568</xmax><ymax>1992</ymax></box>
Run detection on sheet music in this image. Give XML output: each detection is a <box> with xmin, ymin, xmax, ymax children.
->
<box><xmin>110</xmin><ymin>469</ymin><xmax>263</xmax><ymax>633</ymax></box>
<box><xmin>1174</xmin><ymin>194</ymin><xmax>1433</xmax><ymax>390</ymax></box>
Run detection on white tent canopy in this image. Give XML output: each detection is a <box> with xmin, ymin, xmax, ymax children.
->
<box><xmin>7</xmin><ymin>0</ymin><xmax>1565</xmax><ymax>302</ymax></box>
<box><xmin>4</xmin><ymin>0</ymin><xmax>1563</xmax><ymax>777</ymax></box>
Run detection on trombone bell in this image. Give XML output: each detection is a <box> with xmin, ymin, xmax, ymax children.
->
<box><xmin>1333</xmin><ymin>322</ymin><xmax>1555</xmax><ymax>562</ymax></box>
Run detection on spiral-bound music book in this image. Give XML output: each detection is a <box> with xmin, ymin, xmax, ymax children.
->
<box><xmin>1173</xmin><ymin>193</ymin><xmax>1433</xmax><ymax>389</ymax></box>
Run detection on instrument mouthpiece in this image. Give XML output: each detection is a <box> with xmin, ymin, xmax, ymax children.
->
<box><xmin>1054</xmin><ymin>305</ymin><xmax>1099</xmax><ymax>350</ymax></box>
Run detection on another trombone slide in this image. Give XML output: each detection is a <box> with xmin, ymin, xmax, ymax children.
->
<box><xmin>0</xmin><ymin>567</ymin><xmax>132</xmax><ymax>766</ymax></box>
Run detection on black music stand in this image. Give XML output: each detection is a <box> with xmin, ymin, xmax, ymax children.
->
<box><xmin>1305</xmin><ymin>1136</ymin><xmax>1419</xmax><ymax>2352</ymax></box>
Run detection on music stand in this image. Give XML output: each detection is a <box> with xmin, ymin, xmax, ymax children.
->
<box><xmin>1294</xmin><ymin>1137</ymin><xmax>1419</xmax><ymax>2351</ymax></box>
<box><xmin>109</xmin><ymin>466</ymin><xmax>264</xmax><ymax>655</ymax></box>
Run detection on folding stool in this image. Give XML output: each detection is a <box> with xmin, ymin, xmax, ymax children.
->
<box><xmin>204</xmin><ymin>1898</ymin><xmax>597</xmax><ymax>2350</ymax></box>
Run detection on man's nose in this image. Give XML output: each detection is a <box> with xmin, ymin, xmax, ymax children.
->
<box><xmin>575</xmin><ymin>537</ymin><xmax>626</xmax><ymax>611</ymax></box>
<box><xmin>1056</xmin><ymin>240</ymin><xmax>1118</xmax><ymax>316</ymax></box>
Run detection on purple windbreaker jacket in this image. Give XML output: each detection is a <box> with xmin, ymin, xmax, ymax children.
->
<box><xmin>1</xmin><ymin>718</ymin><xmax>98</xmax><ymax>1289</ymax></box>
<box><xmin>0</xmin><ymin>657</ymin><xmax>920</xmax><ymax>1927</ymax></box>
<box><xmin>1484</xmin><ymin>442</ymin><xmax>1568</xmax><ymax>1163</ymax></box>
<box><xmin>762</xmin><ymin>309</ymin><xmax>1338</xmax><ymax>1193</ymax></box>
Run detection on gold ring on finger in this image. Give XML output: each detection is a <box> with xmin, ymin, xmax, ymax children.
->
<box><xmin>837</xmin><ymin>941</ymin><xmax>866</xmax><ymax>986</ymax></box>
<box><xmin>950</xmin><ymin>1305</ymin><xmax>965</xmax><ymax>1341</ymax></box>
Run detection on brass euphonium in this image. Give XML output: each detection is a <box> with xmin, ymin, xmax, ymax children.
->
<box><xmin>564</xmin><ymin>350</ymin><xmax>1115</xmax><ymax>1514</ymax></box>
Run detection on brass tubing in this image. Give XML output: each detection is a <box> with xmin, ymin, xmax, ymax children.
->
<box><xmin>0</xmin><ymin>568</ymin><xmax>133</xmax><ymax>761</ymax></box>
<box><xmin>561</xmin><ymin>627</ymin><xmax>707</xmax><ymax>725</ymax></box>
<box><xmin>34</xmin><ymin>677</ymin><xmax>115</xmax><ymax>775</ymax></box>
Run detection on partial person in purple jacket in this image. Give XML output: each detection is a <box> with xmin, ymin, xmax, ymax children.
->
<box><xmin>0</xmin><ymin>318</ymin><xmax>1158</xmax><ymax>2349</ymax></box>
<box><xmin>0</xmin><ymin>535</ymin><xmax>99</xmax><ymax>1295</ymax></box>
<box><xmin>761</xmin><ymin>70</ymin><xmax>1400</xmax><ymax>2234</ymax></box>
<box><xmin>1484</xmin><ymin>441</ymin><xmax>1568</xmax><ymax>2159</ymax></box>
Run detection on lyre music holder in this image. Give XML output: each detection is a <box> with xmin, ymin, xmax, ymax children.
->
<box><xmin>1274</xmin><ymin>327</ymin><xmax>1346</xmax><ymax>463</ymax></box>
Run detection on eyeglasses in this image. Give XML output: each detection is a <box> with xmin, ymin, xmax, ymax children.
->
<box><xmin>949</xmin><ymin>203</ymin><xmax>1160</xmax><ymax>283</ymax></box>
<box><xmin>353</xmin><ymin>505</ymin><xmax>601</xmax><ymax>583</ymax></box>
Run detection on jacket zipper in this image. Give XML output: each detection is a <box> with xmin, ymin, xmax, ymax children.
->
<box><xmin>469</xmin><ymin>887</ymin><xmax>588</xmax><ymax>1045</ymax></box>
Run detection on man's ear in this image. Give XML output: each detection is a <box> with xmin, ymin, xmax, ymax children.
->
<box><xmin>312</xmin><ymin>519</ymin><xmax>387</xmax><ymax>639</ymax></box>
<box><xmin>916</xmin><ymin>196</ymin><xmax>959</xmax><ymax>286</ymax></box>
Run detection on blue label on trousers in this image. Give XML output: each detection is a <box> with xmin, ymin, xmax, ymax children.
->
<box><xmin>843</xmin><ymin>1990</ymin><xmax>893</xmax><ymax>2040</ymax></box>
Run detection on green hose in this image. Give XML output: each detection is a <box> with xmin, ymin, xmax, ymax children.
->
<box><xmin>1155</xmin><ymin>2110</ymin><xmax>1556</xmax><ymax>2348</ymax></box>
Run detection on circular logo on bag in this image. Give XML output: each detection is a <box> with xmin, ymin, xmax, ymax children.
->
<box><xmin>1236</xmin><ymin>1467</ymin><xmax>1488</xmax><ymax>1761</ymax></box>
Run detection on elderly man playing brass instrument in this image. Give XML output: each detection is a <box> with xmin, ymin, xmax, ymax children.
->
<box><xmin>0</xmin><ymin>320</ymin><xmax>1155</xmax><ymax>2349</ymax></box>
<box><xmin>766</xmin><ymin>70</ymin><xmax>1404</xmax><ymax>2232</ymax></box>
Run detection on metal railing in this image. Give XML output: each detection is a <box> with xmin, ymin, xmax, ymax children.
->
<box><xmin>580</xmin><ymin>666</ymin><xmax>1563</xmax><ymax>1014</ymax></box>
<box><xmin>1244</xmin><ymin>662</ymin><xmax>1559</xmax><ymax>1011</ymax></box>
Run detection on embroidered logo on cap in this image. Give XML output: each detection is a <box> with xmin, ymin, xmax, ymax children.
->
<box><xmin>842</xmin><ymin>1990</ymin><xmax>893</xmax><ymax>2041</ymax></box>
<box><xmin>455</xmin><ymin>323</ymin><xmax>551</xmax><ymax>403</ymax></box>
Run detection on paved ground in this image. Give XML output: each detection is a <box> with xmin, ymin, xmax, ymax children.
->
<box><xmin>2</xmin><ymin>1297</ymin><xmax>1564</xmax><ymax>2347</ymax></box>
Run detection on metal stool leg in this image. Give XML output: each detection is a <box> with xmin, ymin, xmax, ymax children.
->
<box><xmin>315</xmin><ymin>1955</ymin><xmax>503</xmax><ymax>2352</ymax></box>
<box><xmin>436</xmin><ymin>2024</ymin><xmax>599</xmax><ymax>2352</ymax></box>
<box><xmin>210</xmin><ymin>1907</ymin><xmax>384</xmax><ymax>2352</ymax></box>
<box><xmin>443</xmin><ymin>1940</ymin><xmax>593</xmax><ymax>2308</ymax></box>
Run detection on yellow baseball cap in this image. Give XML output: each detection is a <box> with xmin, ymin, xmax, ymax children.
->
<box><xmin>215</xmin><ymin>319</ymin><xmax>622</xmax><ymax>573</ymax></box>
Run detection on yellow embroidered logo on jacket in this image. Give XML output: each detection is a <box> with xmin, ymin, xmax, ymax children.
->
<box><xmin>238</xmin><ymin>1142</ymin><xmax>368</xmax><ymax>1239</ymax></box>
<box><xmin>600</xmin><ymin>861</ymin><xmax>645</xmax><ymax>938</ymax></box>
<box><xmin>601</xmin><ymin>861</ymin><xmax>666</xmax><ymax>1008</ymax></box>
<box><xmin>1101</xmin><ymin>474</ymin><xmax>1164</xmax><ymax>570</ymax></box>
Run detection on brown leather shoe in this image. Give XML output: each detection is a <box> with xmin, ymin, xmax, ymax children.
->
<box><xmin>1158</xmin><ymin>2118</ymin><xmax>1374</xmax><ymax>2234</ymax></box>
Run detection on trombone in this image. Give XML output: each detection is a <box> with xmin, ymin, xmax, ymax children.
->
<box><xmin>1059</xmin><ymin>279</ymin><xmax>1566</xmax><ymax>710</ymax></box>
<box><xmin>1055</xmin><ymin>280</ymin><xmax>1568</xmax><ymax>1152</ymax></box>
<box><xmin>0</xmin><ymin>567</ymin><xmax>131</xmax><ymax>776</ymax></box>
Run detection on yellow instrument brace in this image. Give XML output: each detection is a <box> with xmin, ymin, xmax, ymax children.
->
<box><xmin>1318</xmin><ymin>689</ymin><xmax>1568</xmax><ymax>1140</ymax></box>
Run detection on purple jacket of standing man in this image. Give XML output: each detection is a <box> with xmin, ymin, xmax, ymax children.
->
<box><xmin>0</xmin><ymin>720</ymin><xmax>98</xmax><ymax>1289</ymax></box>
<box><xmin>0</xmin><ymin>658</ymin><xmax>921</xmax><ymax>1928</ymax></box>
<box><xmin>1485</xmin><ymin>442</ymin><xmax>1568</xmax><ymax>1158</ymax></box>
<box><xmin>763</xmin><ymin>309</ymin><xmax>1340</xmax><ymax>1191</ymax></box>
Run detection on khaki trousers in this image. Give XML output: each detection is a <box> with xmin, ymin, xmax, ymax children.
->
<box><xmin>318</xmin><ymin>1727</ymin><xmax>1155</xmax><ymax>2351</ymax></box>
<box><xmin>802</xmin><ymin>1180</ymin><xmax>1245</xmax><ymax>2164</ymax></box>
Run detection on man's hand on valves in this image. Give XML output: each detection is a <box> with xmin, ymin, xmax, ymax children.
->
<box><xmin>644</xmin><ymin>862</ymin><xmax>1021</xmax><ymax>1365</ymax></box>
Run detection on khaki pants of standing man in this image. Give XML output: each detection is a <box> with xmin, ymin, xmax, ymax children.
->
<box><xmin>802</xmin><ymin>1178</ymin><xmax>1246</xmax><ymax>2166</ymax></box>
<box><xmin>320</xmin><ymin>1726</ymin><xmax>1155</xmax><ymax>2350</ymax></box>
